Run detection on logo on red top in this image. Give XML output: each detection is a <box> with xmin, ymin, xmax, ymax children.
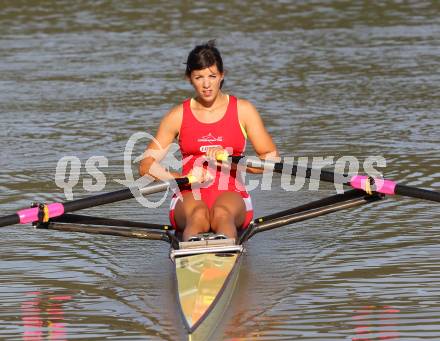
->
<box><xmin>198</xmin><ymin>133</ymin><xmax>223</xmax><ymax>143</ymax></box>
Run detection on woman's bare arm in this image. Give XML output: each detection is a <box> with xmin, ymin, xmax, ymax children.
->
<box><xmin>238</xmin><ymin>99</ymin><xmax>279</xmax><ymax>173</ymax></box>
<box><xmin>139</xmin><ymin>104</ymin><xmax>183</xmax><ymax>180</ymax></box>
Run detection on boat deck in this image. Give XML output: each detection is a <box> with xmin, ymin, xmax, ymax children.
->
<box><xmin>172</xmin><ymin>236</ymin><xmax>243</xmax><ymax>340</ymax></box>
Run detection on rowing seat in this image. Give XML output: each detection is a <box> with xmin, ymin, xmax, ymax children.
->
<box><xmin>170</xmin><ymin>233</ymin><xmax>242</xmax><ymax>260</ymax></box>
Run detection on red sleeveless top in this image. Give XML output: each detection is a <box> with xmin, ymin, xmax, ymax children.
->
<box><xmin>178</xmin><ymin>95</ymin><xmax>247</xmax><ymax>193</ymax></box>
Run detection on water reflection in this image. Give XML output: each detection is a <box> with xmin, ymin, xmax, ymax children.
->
<box><xmin>352</xmin><ymin>306</ymin><xmax>400</xmax><ymax>341</ymax></box>
<box><xmin>21</xmin><ymin>291</ymin><xmax>71</xmax><ymax>341</ymax></box>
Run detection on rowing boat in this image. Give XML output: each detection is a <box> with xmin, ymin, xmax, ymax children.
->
<box><xmin>1</xmin><ymin>157</ymin><xmax>439</xmax><ymax>339</ymax></box>
<box><xmin>171</xmin><ymin>235</ymin><xmax>243</xmax><ymax>340</ymax></box>
<box><xmin>27</xmin><ymin>189</ymin><xmax>383</xmax><ymax>340</ymax></box>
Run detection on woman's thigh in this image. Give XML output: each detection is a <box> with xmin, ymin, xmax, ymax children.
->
<box><xmin>173</xmin><ymin>192</ymin><xmax>210</xmax><ymax>231</ymax></box>
<box><xmin>211</xmin><ymin>191</ymin><xmax>246</xmax><ymax>227</ymax></box>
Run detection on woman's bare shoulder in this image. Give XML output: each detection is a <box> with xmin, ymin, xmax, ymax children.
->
<box><xmin>165</xmin><ymin>103</ymin><xmax>184</xmax><ymax>120</ymax></box>
<box><xmin>237</xmin><ymin>97</ymin><xmax>257</xmax><ymax>110</ymax></box>
<box><xmin>237</xmin><ymin>97</ymin><xmax>260</xmax><ymax>122</ymax></box>
<box><xmin>160</xmin><ymin>103</ymin><xmax>183</xmax><ymax>129</ymax></box>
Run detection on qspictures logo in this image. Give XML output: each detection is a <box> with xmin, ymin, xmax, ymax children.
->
<box><xmin>54</xmin><ymin>132</ymin><xmax>387</xmax><ymax>208</ymax></box>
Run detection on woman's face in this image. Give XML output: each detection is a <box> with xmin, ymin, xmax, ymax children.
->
<box><xmin>189</xmin><ymin>64</ymin><xmax>224</xmax><ymax>103</ymax></box>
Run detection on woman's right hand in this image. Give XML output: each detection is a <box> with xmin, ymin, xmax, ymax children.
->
<box><xmin>187</xmin><ymin>166</ymin><xmax>214</xmax><ymax>184</ymax></box>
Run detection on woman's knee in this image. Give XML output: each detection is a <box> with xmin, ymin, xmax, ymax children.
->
<box><xmin>189</xmin><ymin>205</ymin><xmax>210</xmax><ymax>225</ymax></box>
<box><xmin>211</xmin><ymin>205</ymin><xmax>233</xmax><ymax>223</ymax></box>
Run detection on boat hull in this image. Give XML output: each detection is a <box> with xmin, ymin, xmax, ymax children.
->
<box><xmin>173</xmin><ymin>241</ymin><xmax>243</xmax><ymax>341</ymax></box>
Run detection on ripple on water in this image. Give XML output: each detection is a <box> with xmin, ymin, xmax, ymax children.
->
<box><xmin>1</xmin><ymin>1</ymin><xmax>440</xmax><ymax>340</ymax></box>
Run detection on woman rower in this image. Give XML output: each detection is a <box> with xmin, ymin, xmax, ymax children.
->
<box><xmin>139</xmin><ymin>41</ymin><xmax>278</xmax><ymax>241</ymax></box>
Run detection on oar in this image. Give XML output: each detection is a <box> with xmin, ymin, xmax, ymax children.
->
<box><xmin>226</xmin><ymin>155</ymin><xmax>440</xmax><ymax>203</ymax></box>
<box><xmin>0</xmin><ymin>177</ymin><xmax>193</xmax><ymax>228</ymax></box>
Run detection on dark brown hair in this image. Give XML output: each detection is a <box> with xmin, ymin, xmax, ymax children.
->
<box><xmin>185</xmin><ymin>40</ymin><xmax>224</xmax><ymax>88</ymax></box>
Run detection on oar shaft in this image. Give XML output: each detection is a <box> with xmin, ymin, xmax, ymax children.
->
<box><xmin>62</xmin><ymin>182</ymin><xmax>170</xmax><ymax>212</ymax></box>
<box><xmin>395</xmin><ymin>184</ymin><xmax>440</xmax><ymax>203</ymax></box>
<box><xmin>0</xmin><ymin>214</ymin><xmax>20</xmax><ymax>227</ymax></box>
<box><xmin>0</xmin><ymin>178</ymin><xmax>189</xmax><ymax>228</ymax></box>
<box><xmin>243</xmin><ymin>157</ymin><xmax>342</xmax><ymax>184</ymax></box>
<box><xmin>237</xmin><ymin>156</ymin><xmax>440</xmax><ymax>203</ymax></box>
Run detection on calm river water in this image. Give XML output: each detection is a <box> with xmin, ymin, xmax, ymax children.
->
<box><xmin>0</xmin><ymin>1</ymin><xmax>439</xmax><ymax>340</ymax></box>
